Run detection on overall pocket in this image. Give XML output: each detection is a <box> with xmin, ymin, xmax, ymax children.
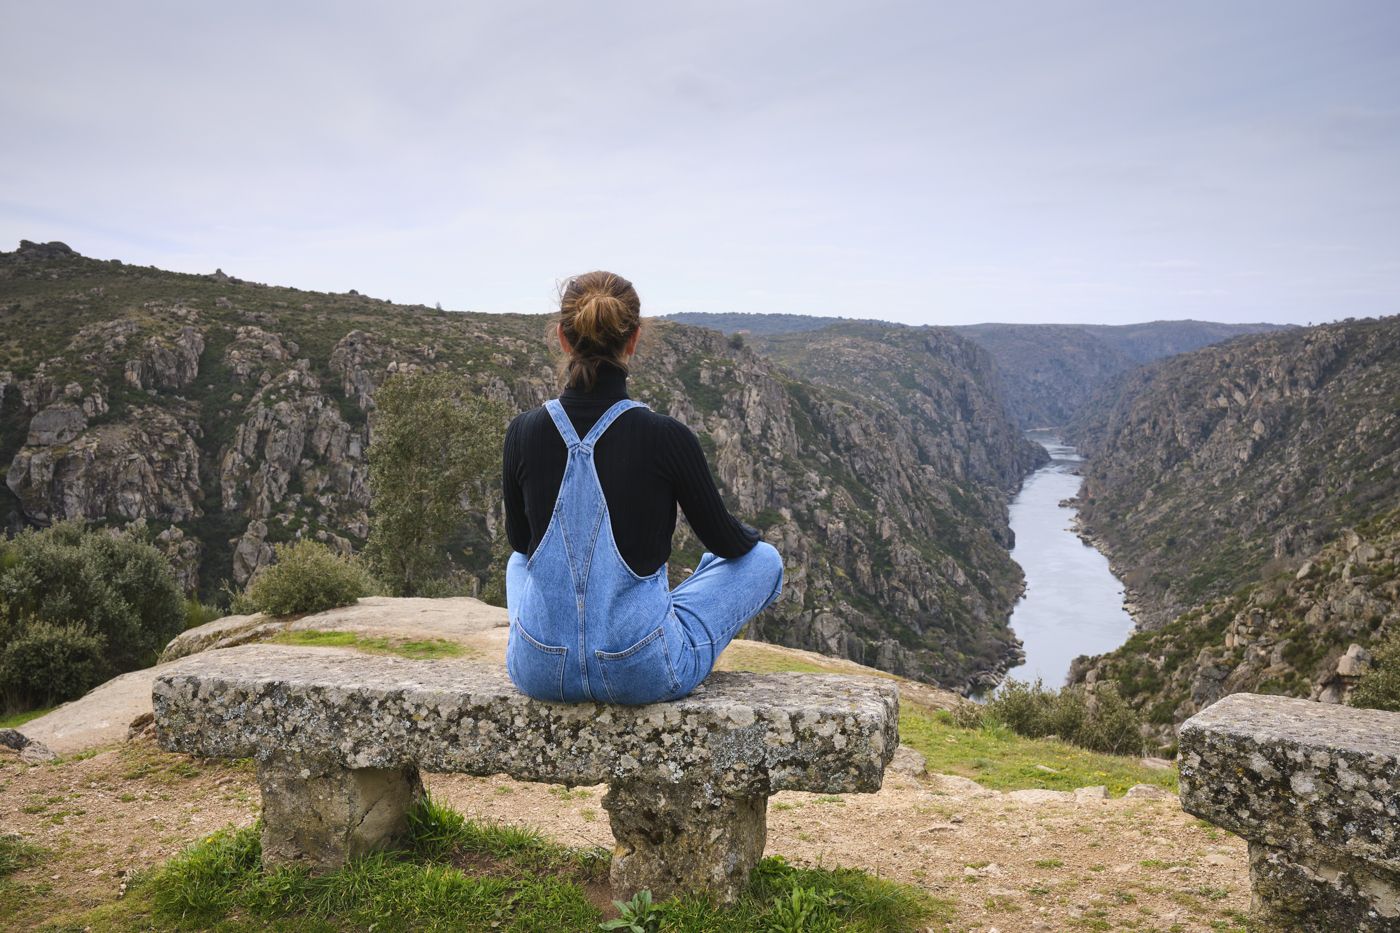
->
<box><xmin>506</xmin><ymin>621</ymin><xmax>568</xmax><ymax>703</ymax></box>
<box><xmin>595</xmin><ymin>626</ymin><xmax>681</xmax><ymax>705</ymax></box>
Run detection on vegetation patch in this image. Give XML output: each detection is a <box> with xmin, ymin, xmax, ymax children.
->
<box><xmin>0</xmin><ymin>706</ymin><xmax>53</xmax><ymax>729</ymax></box>
<box><xmin>965</xmin><ymin>678</ymin><xmax>1146</xmax><ymax>756</ymax></box>
<box><xmin>270</xmin><ymin>629</ymin><xmax>469</xmax><ymax>660</ymax></box>
<box><xmin>0</xmin><ymin>521</ymin><xmax>185</xmax><ymax>714</ymax></box>
<box><xmin>71</xmin><ymin>795</ymin><xmax>945</xmax><ymax>932</ymax></box>
<box><xmin>900</xmin><ymin>707</ymin><xmax>1175</xmax><ymax>797</ymax></box>
<box><xmin>0</xmin><ymin>835</ymin><xmax>46</xmax><ymax>879</ymax></box>
<box><xmin>1352</xmin><ymin>629</ymin><xmax>1400</xmax><ymax>712</ymax></box>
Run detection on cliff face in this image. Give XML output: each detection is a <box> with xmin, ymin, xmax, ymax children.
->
<box><xmin>1067</xmin><ymin>316</ymin><xmax>1400</xmax><ymax>630</ymax></box>
<box><xmin>0</xmin><ymin>241</ymin><xmax>1037</xmax><ymax>691</ymax></box>
<box><xmin>1071</xmin><ymin>510</ymin><xmax>1399</xmax><ymax>743</ymax></box>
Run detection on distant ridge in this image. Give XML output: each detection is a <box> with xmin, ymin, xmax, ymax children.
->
<box><xmin>661</xmin><ymin>312</ymin><xmax>1290</xmax><ymax>427</ymax></box>
<box><xmin>658</xmin><ymin>311</ymin><xmax>893</xmax><ymax>336</ymax></box>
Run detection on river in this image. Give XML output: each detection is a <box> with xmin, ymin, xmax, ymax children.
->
<box><xmin>1001</xmin><ymin>431</ymin><xmax>1136</xmax><ymax>687</ymax></box>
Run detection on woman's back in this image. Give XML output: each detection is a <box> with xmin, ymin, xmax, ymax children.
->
<box><xmin>502</xmin><ymin>360</ymin><xmax>760</xmax><ymax>578</ymax></box>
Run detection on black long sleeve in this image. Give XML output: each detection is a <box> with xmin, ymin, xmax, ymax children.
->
<box><xmin>502</xmin><ymin>362</ymin><xmax>761</xmax><ymax>577</ymax></box>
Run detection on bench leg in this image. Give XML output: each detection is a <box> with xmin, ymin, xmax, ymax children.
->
<box><xmin>603</xmin><ymin>780</ymin><xmax>767</xmax><ymax>904</ymax></box>
<box><xmin>256</xmin><ymin>755</ymin><xmax>424</xmax><ymax>871</ymax></box>
<box><xmin>1246</xmin><ymin>841</ymin><xmax>1400</xmax><ymax>932</ymax></box>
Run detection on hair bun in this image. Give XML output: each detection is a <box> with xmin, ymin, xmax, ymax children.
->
<box><xmin>556</xmin><ymin>270</ymin><xmax>643</xmax><ymax>391</ymax></box>
<box><xmin>574</xmin><ymin>291</ymin><xmax>627</xmax><ymax>345</ymax></box>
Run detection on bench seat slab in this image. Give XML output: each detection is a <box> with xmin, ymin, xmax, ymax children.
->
<box><xmin>153</xmin><ymin>646</ymin><xmax>898</xmax><ymax>796</ymax></box>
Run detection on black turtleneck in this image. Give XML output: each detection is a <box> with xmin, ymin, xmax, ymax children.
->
<box><xmin>502</xmin><ymin>361</ymin><xmax>761</xmax><ymax>577</ymax></box>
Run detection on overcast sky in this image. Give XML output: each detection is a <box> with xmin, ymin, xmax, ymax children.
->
<box><xmin>2</xmin><ymin>2</ymin><xmax>1397</xmax><ymax>325</ymax></box>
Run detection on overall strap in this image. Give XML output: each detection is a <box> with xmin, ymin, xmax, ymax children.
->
<box><xmin>580</xmin><ymin>399</ymin><xmax>648</xmax><ymax>452</ymax></box>
<box><xmin>543</xmin><ymin>399</ymin><xmax>581</xmax><ymax>448</ymax></box>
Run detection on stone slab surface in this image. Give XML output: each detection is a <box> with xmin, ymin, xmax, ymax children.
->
<box><xmin>153</xmin><ymin>645</ymin><xmax>899</xmax><ymax>795</ymax></box>
<box><xmin>1178</xmin><ymin>692</ymin><xmax>1400</xmax><ymax>871</ymax></box>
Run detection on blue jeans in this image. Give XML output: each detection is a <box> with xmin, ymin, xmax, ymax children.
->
<box><xmin>505</xmin><ymin>542</ymin><xmax>784</xmax><ymax>705</ymax></box>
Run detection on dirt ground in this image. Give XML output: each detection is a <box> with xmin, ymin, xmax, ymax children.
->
<box><xmin>2</xmin><ymin>738</ymin><xmax>1249</xmax><ymax>932</ymax></box>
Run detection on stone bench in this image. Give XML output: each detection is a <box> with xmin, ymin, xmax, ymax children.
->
<box><xmin>1178</xmin><ymin>692</ymin><xmax>1400</xmax><ymax>931</ymax></box>
<box><xmin>151</xmin><ymin>645</ymin><xmax>898</xmax><ymax>902</ymax></box>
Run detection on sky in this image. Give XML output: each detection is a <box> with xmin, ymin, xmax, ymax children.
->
<box><xmin>2</xmin><ymin>1</ymin><xmax>1397</xmax><ymax>326</ymax></box>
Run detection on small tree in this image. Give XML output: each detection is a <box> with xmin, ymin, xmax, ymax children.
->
<box><xmin>365</xmin><ymin>372</ymin><xmax>507</xmax><ymax>597</ymax></box>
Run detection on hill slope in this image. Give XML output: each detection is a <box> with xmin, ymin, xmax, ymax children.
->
<box><xmin>0</xmin><ymin>241</ymin><xmax>1037</xmax><ymax>690</ymax></box>
<box><xmin>1064</xmin><ymin>316</ymin><xmax>1400</xmax><ymax>731</ymax></box>
<box><xmin>1072</xmin><ymin>508</ymin><xmax>1399</xmax><ymax>739</ymax></box>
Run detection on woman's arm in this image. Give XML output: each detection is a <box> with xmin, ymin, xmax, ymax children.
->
<box><xmin>662</xmin><ymin>419</ymin><xmax>762</xmax><ymax>558</ymax></box>
<box><xmin>502</xmin><ymin>417</ymin><xmax>531</xmax><ymax>555</ymax></box>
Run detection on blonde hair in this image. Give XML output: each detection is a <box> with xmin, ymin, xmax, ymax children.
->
<box><xmin>556</xmin><ymin>271</ymin><xmax>641</xmax><ymax>391</ymax></box>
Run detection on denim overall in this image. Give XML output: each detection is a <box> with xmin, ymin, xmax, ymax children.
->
<box><xmin>505</xmin><ymin>397</ymin><xmax>784</xmax><ymax>705</ymax></box>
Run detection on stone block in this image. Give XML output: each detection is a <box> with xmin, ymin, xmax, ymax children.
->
<box><xmin>257</xmin><ymin>755</ymin><xmax>424</xmax><ymax>870</ymax></box>
<box><xmin>1179</xmin><ymin>692</ymin><xmax>1400</xmax><ymax>931</ymax></box>
<box><xmin>604</xmin><ymin>779</ymin><xmax>766</xmax><ymax>903</ymax></box>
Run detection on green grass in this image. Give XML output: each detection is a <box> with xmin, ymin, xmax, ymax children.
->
<box><xmin>723</xmin><ymin>648</ymin><xmax>1176</xmax><ymax>796</ymax></box>
<box><xmin>899</xmin><ymin>706</ymin><xmax>1177</xmax><ymax>797</ymax></box>
<box><xmin>0</xmin><ymin>835</ymin><xmax>46</xmax><ymax>878</ymax></box>
<box><xmin>0</xmin><ymin>707</ymin><xmax>55</xmax><ymax>729</ymax></box>
<box><xmin>65</xmin><ymin>795</ymin><xmax>947</xmax><ymax>932</ymax></box>
<box><xmin>269</xmin><ymin>629</ymin><xmax>469</xmax><ymax>660</ymax></box>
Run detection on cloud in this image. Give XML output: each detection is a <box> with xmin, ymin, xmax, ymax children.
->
<box><xmin>1</xmin><ymin>1</ymin><xmax>1398</xmax><ymax>325</ymax></box>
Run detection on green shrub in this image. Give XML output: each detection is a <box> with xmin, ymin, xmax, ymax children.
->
<box><xmin>243</xmin><ymin>540</ymin><xmax>376</xmax><ymax>616</ymax></box>
<box><xmin>984</xmin><ymin>677</ymin><xmax>1145</xmax><ymax>756</ymax></box>
<box><xmin>948</xmin><ymin>699</ymin><xmax>986</xmax><ymax>729</ymax></box>
<box><xmin>984</xmin><ymin>678</ymin><xmax>1055</xmax><ymax>736</ymax></box>
<box><xmin>0</xmin><ymin>620</ymin><xmax>105</xmax><ymax>707</ymax></box>
<box><xmin>1351</xmin><ymin>631</ymin><xmax>1400</xmax><ymax>712</ymax></box>
<box><xmin>1074</xmin><ymin>684</ymin><xmax>1146</xmax><ymax>755</ymax></box>
<box><xmin>0</xmin><ymin>521</ymin><xmax>185</xmax><ymax>710</ymax></box>
<box><xmin>183</xmin><ymin>598</ymin><xmax>224</xmax><ymax>630</ymax></box>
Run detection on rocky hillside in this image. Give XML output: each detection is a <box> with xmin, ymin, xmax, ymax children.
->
<box><xmin>0</xmin><ymin>241</ymin><xmax>1038</xmax><ymax>690</ymax></box>
<box><xmin>1067</xmin><ymin>315</ymin><xmax>1400</xmax><ymax>630</ymax></box>
<box><xmin>1072</xmin><ymin>508</ymin><xmax>1399</xmax><ymax>743</ymax></box>
<box><xmin>665</xmin><ymin>312</ymin><xmax>1285</xmax><ymax>428</ymax></box>
<box><xmin>660</xmin><ymin>311</ymin><xmax>882</xmax><ymax>337</ymax></box>
<box><xmin>951</xmin><ymin>324</ymin><xmax>1135</xmax><ymax>429</ymax></box>
<box><xmin>752</xmin><ymin>321</ymin><xmax>1045</xmax><ymax>491</ymax></box>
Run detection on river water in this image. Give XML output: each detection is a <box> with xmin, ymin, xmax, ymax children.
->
<box><xmin>1001</xmin><ymin>431</ymin><xmax>1136</xmax><ymax>687</ymax></box>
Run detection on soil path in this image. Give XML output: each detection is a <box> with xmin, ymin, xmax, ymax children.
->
<box><xmin>2</xmin><ymin>739</ymin><xmax>1248</xmax><ymax>931</ymax></box>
